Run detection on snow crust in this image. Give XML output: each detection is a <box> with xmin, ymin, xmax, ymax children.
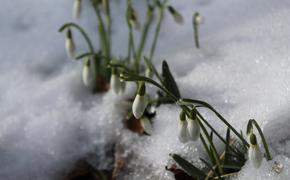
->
<box><xmin>1</xmin><ymin>0</ymin><xmax>290</xmax><ymax>179</ymax></box>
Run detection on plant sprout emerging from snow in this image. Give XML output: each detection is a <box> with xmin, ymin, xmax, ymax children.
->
<box><xmin>193</xmin><ymin>12</ymin><xmax>203</xmax><ymax>49</ymax></box>
<box><xmin>113</xmin><ymin>58</ymin><xmax>272</xmax><ymax>179</ymax></box>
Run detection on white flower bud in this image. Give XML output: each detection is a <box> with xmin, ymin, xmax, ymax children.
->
<box><xmin>110</xmin><ymin>69</ymin><xmax>120</xmax><ymax>94</ymax></box>
<box><xmin>132</xmin><ymin>83</ymin><xmax>148</xmax><ymax>119</ymax></box>
<box><xmin>187</xmin><ymin>118</ymin><xmax>200</xmax><ymax>141</ymax></box>
<box><xmin>82</xmin><ymin>58</ymin><xmax>96</xmax><ymax>89</ymax></box>
<box><xmin>195</xmin><ymin>14</ymin><xmax>204</xmax><ymax>25</ymax></box>
<box><xmin>178</xmin><ymin>111</ymin><xmax>189</xmax><ymax>143</ymax></box>
<box><xmin>248</xmin><ymin>134</ymin><xmax>263</xmax><ymax>168</ymax></box>
<box><xmin>73</xmin><ymin>0</ymin><xmax>82</xmax><ymax>20</ymax></box>
<box><xmin>65</xmin><ymin>29</ymin><xmax>76</xmax><ymax>59</ymax></box>
<box><xmin>141</xmin><ymin>117</ymin><xmax>153</xmax><ymax>134</ymax></box>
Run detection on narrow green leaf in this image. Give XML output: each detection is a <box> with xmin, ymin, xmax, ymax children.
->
<box><xmin>222</xmin><ymin>162</ymin><xmax>243</xmax><ymax>170</ymax></box>
<box><xmin>246</xmin><ymin>119</ymin><xmax>253</xmax><ymax>135</ymax></box>
<box><xmin>162</xmin><ymin>60</ymin><xmax>181</xmax><ymax>98</ymax></box>
<box><xmin>171</xmin><ymin>154</ymin><xmax>206</xmax><ymax>179</ymax></box>
<box><xmin>199</xmin><ymin>158</ymin><xmax>218</xmax><ymax>177</ymax></box>
<box><xmin>224</xmin><ymin>128</ymin><xmax>231</xmax><ymax>163</ymax></box>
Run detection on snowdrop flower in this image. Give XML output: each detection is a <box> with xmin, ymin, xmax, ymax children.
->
<box><xmin>178</xmin><ymin>111</ymin><xmax>189</xmax><ymax>143</ymax></box>
<box><xmin>73</xmin><ymin>0</ymin><xmax>82</xmax><ymax>20</ymax></box>
<box><xmin>110</xmin><ymin>68</ymin><xmax>121</xmax><ymax>94</ymax></box>
<box><xmin>248</xmin><ymin>133</ymin><xmax>263</xmax><ymax>168</ymax></box>
<box><xmin>82</xmin><ymin>58</ymin><xmax>96</xmax><ymax>89</ymax></box>
<box><xmin>168</xmin><ymin>6</ymin><xmax>183</xmax><ymax>25</ymax></box>
<box><xmin>132</xmin><ymin>83</ymin><xmax>148</xmax><ymax>119</ymax></box>
<box><xmin>187</xmin><ymin>110</ymin><xmax>200</xmax><ymax>141</ymax></box>
<box><xmin>65</xmin><ymin>29</ymin><xmax>76</xmax><ymax>59</ymax></box>
<box><xmin>141</xmin><ymin>117</ymin><xmax>153</xmax><ymax>134</ymax></box>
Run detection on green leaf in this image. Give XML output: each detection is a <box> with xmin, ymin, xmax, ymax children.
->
<box><xmin>199</xmin><ymin>158</ymin><xmax>218</xmax><ymax>176</ymax></box>
<box><xmin>224</xmin><ymin>128</ymin><xmax>231</xmax><ymax>163</ymax></box>
<box><xmin>171</xmin><ymin>153</ymin><xmax>206</xmax><ymax>179</ymax></box>
<box><xmin>222</xmin><ymin>162</ymin><xmax>243</xmax><ymax>170</ymax></box>
<box><xmin>246</xmin><ymin>119</ymin><xmax>253</xmax><ymax>135</ymax></box>
<box><xmin>162</xmin><ymin>60</ymin><xmax>181</xmax><ymax>98</ymax></box>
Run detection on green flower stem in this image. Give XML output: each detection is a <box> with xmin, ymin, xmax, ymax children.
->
<box><xmin>196</xmin><ymin>111</ymin><xmax>243</xmax><ymax>158</ymax></box>
<box><xmin>135</xmin><ymin>17</ymin><xmax>153</xmax><ymax>73</ymax></box>
<box><xmin>59</xmin><ymin>23</ymin><xmax>95</xmax><ymax>53</ymax></box>
<box><xmin>149</xmin><ymin>0</ymin><xmax>167</xmax><ymax>61</ymax></box>
<box><xmin>249</xmin><ymin>119</ymin><xmax>272</xmax><ymax>160</ymax></box>
<box><xmin>105</xmin><ymin>0</ymin><xmax>112</xmax><ymax>59</ymax></box>
<box><xmin>193</xmin><ymin>13</ymin><xmax>200</xmax><ymax>49</ymax></box>
<box><xmin>205</xmin><ymin>151</ymin><xmax>226</xmax><ymax>180</ymax></box>
<box><xmin>182</xmin><ymin>98</ymin><xmax>249</xmax><ymax>147</ymax></box>
<box><xmin>91</xmin><ymin>1</ymin><xmax>110</xmax><ymax>63</ymax></box>
<box><xmin>144</xmin><ymin>56</ymin><xmax>163</xmax><ymax>83</ymax></box>
<box><xmin>213</xmin><ymin>172</ymin><xmax>238</xmax><ymax>179</ymax></box>
<box><xmin>200</xmin><ymin>134</ymin><xmax>214</xmax><ymax>166</ymax></box>
<box><xmin>129</xmin><ymin>26</ymin><xmax>137</xmax><ymax>62</ymax></box>
<box><xmin>196</xmin><ymin>116</ymin><xmax>224</xmax><ymax>175</ymax></box>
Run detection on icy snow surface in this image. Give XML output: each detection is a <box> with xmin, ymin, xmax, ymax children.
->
<box><xmin>1</xmin><ymin>0</ymin><xmax>290</xmax><ymax>179</ymax></box>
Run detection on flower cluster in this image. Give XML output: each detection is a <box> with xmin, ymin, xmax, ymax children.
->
<box><xmin>178</xmin><ymin>110</ymin><xmax>200</xmax><ymax>143</ymax></box>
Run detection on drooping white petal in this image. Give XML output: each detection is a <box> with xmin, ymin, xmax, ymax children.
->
<box><xmin>73</xmin><ymin>0</ymin><xmax>81</xmax><ymax>19</ymax></box>
<box><xmin>132</xmin><ymin>94</ymin><xmax>148</xmax><ymax>119</ymax></box>
<box><xmin>110</xmin><ymin>74</ymin><xmax>120</xmax><ymax>94</ymax></box>
<box><xmin>178</xmin><ymin>120</ymin><xmax>189</xmax><ymax>143</ymax></box>
<box><xmin>141</xmin><ymin>117</ymin><xmax>153</xmax><ymax>134</ymax></box>
<box><xmin>82</xmin><ymin>58</ymin><xmax>96</xmax><ymax>89</ymax></box>
<box><xmin>187</xmin><ymin>118</ymin><xmax>200</xmax><ymax>141</ymax></box>
<box><xmin>65</xmin><ymin>38</ymin><xmax>75</xmax><ymax>59</ymax></box>
<box><xmin>248</xmin><ymin>145</ymin><xmax>263</xmax><ymax>168</ymax></box>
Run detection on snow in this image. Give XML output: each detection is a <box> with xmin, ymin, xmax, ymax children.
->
<box><xmin>1</xmin><ymin>0</ymin><xmax>290</xmax><ymax>179</ymax></box>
